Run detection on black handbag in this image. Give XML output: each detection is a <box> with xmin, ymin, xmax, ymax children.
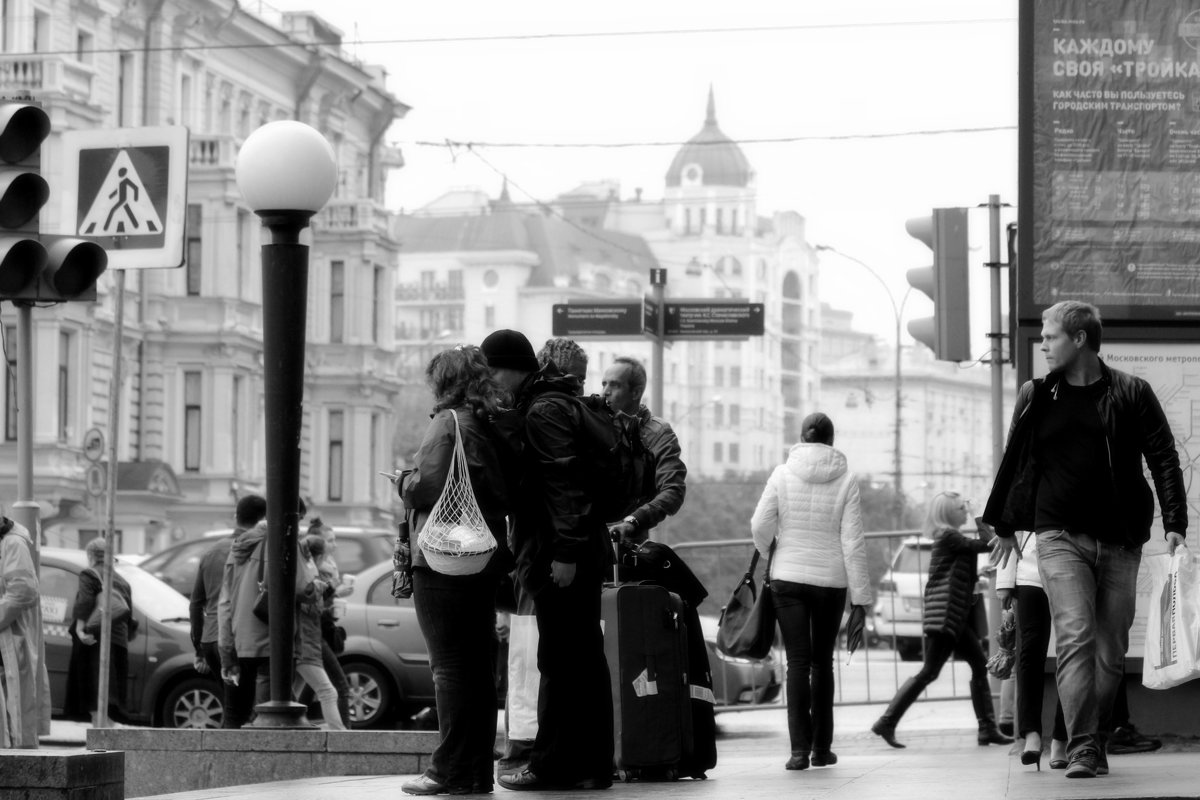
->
<box><xmin>252</xmin><ymin>542</ymin><xmax>269</xmax><ymax>623</ymax></box>
<box><xmin>716</xmin><ymin>539</ymin><xmax>777</xmax><ymax>660</ymax></box>
<box><xmin>391</xmin><ymin>511</ymin><xmax>414</xmax><ymax>600</ymax></box>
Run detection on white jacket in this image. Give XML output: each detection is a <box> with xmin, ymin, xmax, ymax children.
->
<box><xmin>749</xmin><ymin>443</ymin><xmax>871</xmax><ymax>606</ymax></box>
<box><xmin>993</xmin><ymin>531</ymin><xmax>1041</xmax><ymax>591</ymax></box>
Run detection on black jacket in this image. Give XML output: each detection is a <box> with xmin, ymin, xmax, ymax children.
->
<box><xmin>982</xmin><ymin>360</ymin><xmax>1187</xmax><ymax>547</ymax></box>
<box><xmin>922</xmin><ymin>527</ymin><xmax>991</xmax><ymax>638</ymax></box>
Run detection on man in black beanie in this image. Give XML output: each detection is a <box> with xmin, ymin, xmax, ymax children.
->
<box><xmin>482</xmin><ymin>329</ymin><xmax>614</xmax><ymax>791</ymax></box>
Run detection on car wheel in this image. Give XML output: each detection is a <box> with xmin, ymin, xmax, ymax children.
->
<box><xmin>343</xmin><ymin>661</ymin><xmax>394</xmax><ymax>729</ymax></box>
<box><xmin>160</xmin><ymin>676</ymin><xmax>223</xmax><ymax>729</ymax></box>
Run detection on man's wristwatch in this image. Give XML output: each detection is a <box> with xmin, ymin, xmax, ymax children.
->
<box><xmin>623</xmin><ymin>516</ymin><xmax>639</xmax><ymax>530</ymax></box>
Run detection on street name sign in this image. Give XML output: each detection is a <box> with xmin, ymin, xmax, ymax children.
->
<box><xmin>552</xmin><ymin>302</ymin><xmax>643</xmax><ymax>336</ymax></box>
<box><xmin>60</xmin><ymin>126</ymin><xmax>189</xmax><ymax>269</ymax></box>
<box><xmin>643</xmin><ymin>297</ymin><xmax>660</xmax><ymax>336</ymax></box>
<box><xmin>664</xmin><ymin>302</ymin><xmax>764</xmax><ymax>337</ymax></box>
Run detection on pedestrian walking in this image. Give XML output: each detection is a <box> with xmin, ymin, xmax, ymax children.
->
<box><xmin>983</xmin><ymin>301</ymin><xmax>1186</xmax><ymax>779</ymax></box>
<box><xmin>751</xmin><ymin>412</ymin><xmax>871</xmax><ymax>770</ymax></box>
<box><xmin>0</xmin><ymin>514</ymin><xmax>50</xmax><ymax>747</ymax></box>
<box><xmin>871</xmin><ymin>491</ymin><xmax>1012</xmax><ymax>750</ymax></box>
<box><xmin>294</xmin><ymin>534</ymin><xmax>346</xmax><ymax>731</ymax></box>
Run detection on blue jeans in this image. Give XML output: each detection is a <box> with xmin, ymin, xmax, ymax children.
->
<box><xmin>771</xmin><ymin>580</ymin><xmax>846</xmax><ymax>754</ymax></box>
<box><xmin>413</xmin><ymin>567</ymin><xmax>501</xmax><ymax>790</ymax></box>
<box><xmin>1036</xmin><ymin>529</ymin><xmax>1140</xmax><ymax>757</ymax></box>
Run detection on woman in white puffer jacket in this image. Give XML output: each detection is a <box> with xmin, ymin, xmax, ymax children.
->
<box><xmin>750</xmin><ymin>412</ymin><xmax>871</xmax><ymax>772</ymax></box>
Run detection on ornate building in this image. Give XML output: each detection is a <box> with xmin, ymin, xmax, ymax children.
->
<box><xmin>0</xmin><ymin>1</ymin><xmax>406</xmax><ymax>551</ymax></box>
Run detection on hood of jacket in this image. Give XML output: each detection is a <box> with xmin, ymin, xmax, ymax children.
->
<box><xmin>230</xmin><ymin>523</ymin><xmax>266</xmax><ymax>565</ymax></box>
<box><xmin>785</xmin><ymin>442</ymin><xmax>848</xmax><ymax>485</ymax></box>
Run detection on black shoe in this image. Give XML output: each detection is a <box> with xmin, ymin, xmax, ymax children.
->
<box><xmin>998</xmin><ymin>721</ymin><xmax>1014</xmax><ymax>737</ymax></box>
<box><xmin>1065</xmin><ymin>747</ymin><xmax>1098</xmax><ymax>779</ymax></box>
<box><xmin>497</xmin><ymin>769</ymin><xmax>549</xmax><ymax>791</ymax></box>
<box><xmin>785</xmin><ymin>753</ymin><xmax>809</xmax><ymax>771</ymax></box>
<box><xmin>811</xmin><ymin>751</ymin><xmax>837</xmax><ymax>767</ymax></box>
<box><xmin>871</xmin><ymin>719</ymin><xmax>905</xmax><ymax>749</ymax></box>
<box><xmin>977</xmin><ymin>725</ymin><xmax>1014</xmax><ymax>746</ymax></box>
<box><xmin>401</xmin><ymin>774</ymin><xmax>474</xmax><ymax>796</ymax></box>
<box><xmin>1108</xmin><ymin>725</ymin><xmax>1162</xmax><ymax>755</ymax></box>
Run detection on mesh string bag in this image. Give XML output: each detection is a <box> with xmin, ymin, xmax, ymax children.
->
<box><xmin>417</xmin><ymin>409</ymin><xmax>497</xmax><ymax>576</ymax></box>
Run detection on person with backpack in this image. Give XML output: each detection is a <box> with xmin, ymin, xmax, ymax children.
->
<box><xmin>482</xmin><ymin>329</ymin><xmax>615</xmax><ymax>792</ymax></box>
<box><xmin>601</xmin><ymin>355</ymin><xmax>687</xmax><ymax>544</ymax></box>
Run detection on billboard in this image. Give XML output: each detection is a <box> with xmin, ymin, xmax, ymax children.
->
<box><xmin>1020</xmin><ymin>0</ymin><xmax>1200</xmax><ymax>322</ymax></box>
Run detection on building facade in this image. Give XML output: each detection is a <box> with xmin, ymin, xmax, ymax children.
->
<box><xmin>0</xmin><ymin>0</ymin><xmax>406</xmax><ymax>551</ymax></box>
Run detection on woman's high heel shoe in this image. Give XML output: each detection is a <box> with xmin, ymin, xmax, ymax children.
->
<box><xmin>1048</xmin><ymin>738</ymin><xmax>1068</xmax><ymax>770</ymax></box>
<box><xmin>1021</xmin><ymin>733</ymin><xmax>1042</xmax><ymax>770</ymax></box>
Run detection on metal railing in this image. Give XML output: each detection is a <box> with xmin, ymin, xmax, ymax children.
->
<box><xmin>673</xmin><ymin>532</ymin><xmax>986</xmax><ymax>713</ymax></box>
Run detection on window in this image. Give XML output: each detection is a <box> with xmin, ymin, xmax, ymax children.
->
<box><xmin>4</xmin><ymin>325</ymin><xmax>15</xmax><ymax>442</ymax></box>
<box><xmin>328</xmin><ymin>410</ymin><xmax>344</xmax><ymax>501</ymax></box>
<box><xmin>730</xmin><ymin>404</ymin><xmax>741</xmax><ymax>427</ymax></box>
<box><xmin>684</xmin><ymin>208</ymin><xmax>692</xmax><ymax>235</ymax></box>
<box><xmin>731</xmin><ymin>366</ymin><xmax>742</xmax><ymax>386</ymax></box>
<box><xmin>372</xmin><ymin>266</ymin><xmax>384</xmax><ymax>344</ymax></box>
<box><xmin>713</xmin><ymin>442</ymin><xmax>723</xmax><ymax>462</ymax></box>
<box><xmin>235</xmin><ymin>209</ymin><xmax>248</xmax><ymax>298</ymax></box>
<box><xmin>330</xmin><ymin>261</ymin><xmax>344</xmax><ymax>343</ymax></box>
<box><xmin>716</xmin><ymin>208</ymin><xmax>724</xmax><ymax>234</ymax></box>
<box><xmin>484</xmin><ymin>305</ymin><xmax>495</xmax><ymax>329</ymax></box>
<box><xmin>482</xmin><ymin>269</ymin><xmax>499</xmax><ymax>289</ymax></box>
<box><xmin>370</xmin><ymin>413</ymin><xmax>380</xmax><ymax>500</ymax></box>
<box><xmin>57</xmin><ymin>331</ymin><xmax>71</xmax><ymax>441</ymax></box>
<box><xmin>448</xmin><ymin>270</ymin><xmax>463</xmax><ymax>295</ymax></box>
<box><xmin>232</xmin><ymin>374</ymin><xmax>243</xmax><ymax>470</ymax></box>
<box><xmin>714</xmin><ymin>366</ymin><xmax>724</xmax><ymax>387</ymax></box>
<box><xmin>76</xmin><ymin>30</ymin><xmax>93</xmax><ymax>64</ymax></box>
<box><xmin>184</xmin><ymin>372</ymin><xmax>202</xmax><ymax>471</ymax></box>
<box><xmin>185</xmin><ymin>204</ymin><xmax>202</xmax><ymax>295</ymax></box>
<box><xmin>730</xmin><ymin>443</ymin><xmax>740</xmax><ymax>464</ymax></box>
<box><xmin>699</xmin><ymin>208</ymin><xmax>707</xmax><ymax>230</ymax></box>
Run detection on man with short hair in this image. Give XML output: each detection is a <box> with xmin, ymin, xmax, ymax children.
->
<box><xmin>983</xmin><ymin>300</ymin><xmax>1186</xmax><ymax>779</ymax></box>
<box><xmin>482</xmin><ymin>328</ymin><xmax>614</xmax><ymax>792</ymax></box>
<box><xmin>603</xmin><ymin>356</ymin><xmax>687</xmax><ymax>543</ymax></box>
<box><xmin>190</xmin><ymin>494</ymin><xmax>266</xmax><ymax>727</ymax></box>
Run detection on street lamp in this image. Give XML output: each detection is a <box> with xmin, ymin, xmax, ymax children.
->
<box><xmin>236</xmin><ymin>120</ymin><xmax>337</xmax><ymax>728</ymax></box>
<box><xmin>815</xmin><ymin>244</ymin><xmax>909</xmax><ymax>528</ymax></box>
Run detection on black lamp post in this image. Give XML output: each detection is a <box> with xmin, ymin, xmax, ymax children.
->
<box><xmin>235</xmin><ymin>120</ymin><xmax>337</xmax><ymax>728</ymax></box>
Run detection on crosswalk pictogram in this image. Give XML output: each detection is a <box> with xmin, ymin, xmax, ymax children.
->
<box><xmin>78</xmin><ymin>150</ymin><xmax>163</xmax><ymax>236</ymax></box>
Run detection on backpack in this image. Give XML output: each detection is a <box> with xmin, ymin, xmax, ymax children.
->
<box><xmin>538</xmin><ymin>391</ymin><xmax>643</xmax><ymax>524</ymax></box>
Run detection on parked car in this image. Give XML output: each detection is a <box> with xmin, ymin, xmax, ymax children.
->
<box><xmin>40</xmin><ymin>547</ymin><xmax>225</xmax><ymax>728</ymax></box>
<box><xmin>138</xmin><ymin>525</ymin><xmax>394</xmax><ymax>599</ymax></box>
<box><xmin>698</xmin><ymin>615</ymin><xmax>781</xmax><ymax>706</ymax></box>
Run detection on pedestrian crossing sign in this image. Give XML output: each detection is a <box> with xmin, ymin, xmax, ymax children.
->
<box><xmin>60</xmin><ymin>126</ymin><xmax>188</xmax><ymax>270</ymax></box>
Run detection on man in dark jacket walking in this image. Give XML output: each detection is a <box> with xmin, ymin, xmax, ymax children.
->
<box><xmin>190</xmin><ymin>494</ymin><xmax>266</xmax><ymax>727</ymax></box>
<box><xmin>483</xmin><ymin>329</ymin><xmax>614</xmax><ymax>792</ymax></box>
<box><xmin>983</xmin><ymin>301</ymin><xmax>1186</xmax><ymax>779</ymax></box>
<box><xmin>601</xmin><ymin>356</ymin><xmax>686</xmax><ymax>543</ymax></box>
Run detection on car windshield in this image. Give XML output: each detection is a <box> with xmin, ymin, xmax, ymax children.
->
<box><xmin>115</xmin><ymin>563</ymin><xmax>191</xmax><ymax>620</ymax></box>
<box><xmin>893</xmin><ymin>545</ymin><xmax>931</xmax><ymax>574</ymax></box>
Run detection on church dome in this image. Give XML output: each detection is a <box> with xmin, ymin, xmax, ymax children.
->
<box><xmin>665</xmin><ymin>89</ymin><xmax>753</xmax><ymax>188</ymax></box>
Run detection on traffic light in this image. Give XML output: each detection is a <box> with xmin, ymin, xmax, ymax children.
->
<box><xmin>0</xmin><ymin>101</ymin><xmax>106</xmax><ymax>303</ymax></box>
<box><xmin>905</xmin><ymin>207</ymin><xmax>970</xmax><ymax>361</ymax></box>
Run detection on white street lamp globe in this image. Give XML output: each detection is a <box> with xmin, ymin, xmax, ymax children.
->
<box><xmin>235</xmin><ymin>120</ymin><xmax>337</xmax><ymax>213</ymax></box>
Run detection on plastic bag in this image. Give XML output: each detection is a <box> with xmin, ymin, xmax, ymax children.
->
<box><xmin>1144</xmin><ymin>548</ymin><xmax>1200</xmax><ymax>690</ymax></box>
<box><xmin>986</xmin><ymin>607</ymin><xmax>1016</xmax><ymax>680</ymax></box>
<box><xmin>417</xmin><ymin>410</ymin><xmax>496</xmax><ymax>576</ymax></box>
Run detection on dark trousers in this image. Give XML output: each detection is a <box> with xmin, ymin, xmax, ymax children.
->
<box><xmin>225</xmin><ymin>657</ymin><xmax>269</xmax><ymax>728</ymax></box>
<box><xmin>881</xmin><ymin>626</ymin><xmax>991</xmax><ymax>728</ymax></box>
<box><xmin>1014</xmin><ymin>585</ymin><xmax>1067</xmax><ymax>740</ymax></box>
<box><xmin>199</xmin><ymin>640</ymin><xmax>241</xmax><ymax>728</ymax></box>
<box><xmin>771</xmin><ymin>580</ymin><xmax>847</xmax><ymax>754</ymax></box>
<box><xmin>530</xmin><ymin>560</ymin><xmax>613</xmax><ymax>785</ymax></box>
<box><xmin>413</xmin><ymin>567</ymin><xmax>501</xmax><ymax>790</ymax></box>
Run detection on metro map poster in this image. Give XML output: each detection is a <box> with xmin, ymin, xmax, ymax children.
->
<box><xmin>1021</xmin><ymin>0</ymin><xmax>1200</xmax><ymax>322</ymax></box>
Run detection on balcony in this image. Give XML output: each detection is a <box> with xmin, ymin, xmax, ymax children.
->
<box><xmin>313</xmin><ymin>200</ymin><xmax>390</xmax><ymax>236</ymax></box>
<box><xmin>189</xmin><ymin>134</ymin><xmax>237</xmax><ymax>171</ymax></box>
<box><xmin>0</xmin><ymin>55</ymin><xmax>95</xmax><ymax>102</ymax></box>
<box><xmin>394</xmin><ymin>282</ymin><xmax>464</xmax><ymax>302</ymax></box>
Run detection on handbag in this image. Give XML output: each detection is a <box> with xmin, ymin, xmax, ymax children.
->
<box><xmin>417</xmin><ymin>410</ymin><xmax>497</xmax><ymax>576</ymax></box>
<box><xmin>391</xmin><ymin>509</ymin><xmax>415</xmax><ymax>599</ymax></box>
<box><xmin>716</xmin><ymin>539</ymin><xmax>777</xmax><ymax>660</ymax></box>
<box><xmin>252</xmin><ymin>542</ymin><xmax>269</xmax><ymax>623</ymax></box>
<box><xmin>986</xmin><ymin>607</ymin><xmax>1016</xmax><ymax>680</ymax></box>
<box><xmin>83</xmin><ymin>569</ymin><xmax>132</xmax><ymax>638</ymax></box>
<box><xmin>1144</xmin><ymin>548</ymin><xmax>1200</xmax><ymax>690</ymax></box>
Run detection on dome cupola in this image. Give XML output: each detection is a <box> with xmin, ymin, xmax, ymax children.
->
<box><xmin>665</xmin><ymin>87</ymin><xmax>754</xmax><ymax>188</ymax></box>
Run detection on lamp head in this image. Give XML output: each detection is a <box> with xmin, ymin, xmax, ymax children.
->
<box><xmin>235</xmin><ymin>120</ymin><xmax>337</xmax><ymax>214</ymax></box>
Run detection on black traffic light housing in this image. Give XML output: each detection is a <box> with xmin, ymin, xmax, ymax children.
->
<box><xmin>905</xmin><ymin>207</ymin><xmax>970</xmax><ymax>362</ymax></box>
<box><xmin>0</xmin><ymin>101</ymin><xmax>106</xmax><ymax>303</ymax></box>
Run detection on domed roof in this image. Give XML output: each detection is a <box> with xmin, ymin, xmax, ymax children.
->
<box><xmin>665</xmin><ymin>88</ymin><xmax>753</xmax><ymax>188</ymax></box>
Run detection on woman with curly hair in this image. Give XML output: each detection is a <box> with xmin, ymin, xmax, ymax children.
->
<box><xmin>399</xmin><ymin>345</ymin><xmax>515</xmax><ymax>796</ymax></box>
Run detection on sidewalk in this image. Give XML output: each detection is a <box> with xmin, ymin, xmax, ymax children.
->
<box><xmin>55</xmin><ymin>702</ymin><xmax>1200</xmax><ymax>800</ymax></box>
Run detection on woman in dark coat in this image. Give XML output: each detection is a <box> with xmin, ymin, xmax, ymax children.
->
<box><xmin>64</xmin><ymin>537</ymin><xmax>135</xmax><ymax>724</ymax></box>
<box><xmin>398</xmin><ymin>345</ymin><xmax>514</xmax><ymax>796</ymax></box>
<box><xmin>870</xmin><ymin>491</ymin><xmax>1012</xmax><ymax>749</ymax></box>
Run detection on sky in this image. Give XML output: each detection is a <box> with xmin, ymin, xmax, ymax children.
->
<box><xmin>261</xmin><ymin>0</ymin><xmax>1020</xmax><ymax>347</ymax></box>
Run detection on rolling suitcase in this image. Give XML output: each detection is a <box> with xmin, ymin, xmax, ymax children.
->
<box><xmin>601</xmin><ymin>538</ymin><xmax>695</xmax><ymax>782</ymax></box>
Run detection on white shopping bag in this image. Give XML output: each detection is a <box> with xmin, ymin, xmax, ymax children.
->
<box><xmin>1144</xmin><ymin>548</ymin><xmax>1200</xmax><ymax>690</ymax></box>
<box><xmin>506</xmin><ymin>613</ymin><xmax>541</xmax><ymax>741</ymax></box>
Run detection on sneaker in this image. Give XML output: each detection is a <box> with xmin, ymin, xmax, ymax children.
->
<box><xmin>1065</xmin><ymin>747</ymin><xmax>1098</xmax><ymax>779</ymax></box>
<box><xmin>1109</xmin><ymin>725</ymin><xmax>1162</xmax><ymax>755</ymax></box>
<box><xmin>401</xmin><ymin>774</ymin><xmax>473</xmax><ymax>796</ymax></box>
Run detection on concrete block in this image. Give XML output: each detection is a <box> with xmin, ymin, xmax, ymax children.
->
<box><xmin>199</xmin><ymin>727</ymin><xmax>327</xmax><ymax>751</ymax></box>
<box><xmin>325</xmin><ymin>729</ymin><xmax>437</xmax><ymax>753</ymax></box>
<box><xmin>0</xmin><ymin>749</ymin><xmax>124</xmax><ymax>799</ymax></box>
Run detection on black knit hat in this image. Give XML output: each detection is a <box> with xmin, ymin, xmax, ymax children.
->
<box><xmin>481</xmin><ymin>329</ymin><xmax>538</xmax><ymax>372</ymax></box>
<box><xmin>800</xmin><ymin>412</ymin><xmax>835</xmax><ymax>445</ymax></box>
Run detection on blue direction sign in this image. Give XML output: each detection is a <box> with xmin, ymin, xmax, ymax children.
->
<box><xmin>552</xmin><ymin>302</ymin><xmax>643</xmax><ymax>336</ymax></box>
<box><xmin>665</xmin><ymin>302</ymin><xmax>764</xmax><ymax>337</ymax></box>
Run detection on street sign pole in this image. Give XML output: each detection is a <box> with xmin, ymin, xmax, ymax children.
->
<box><xmin>650</xmin><ymin>268</ymin><xmax>666</xmax><ymax>414</ymax></box>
